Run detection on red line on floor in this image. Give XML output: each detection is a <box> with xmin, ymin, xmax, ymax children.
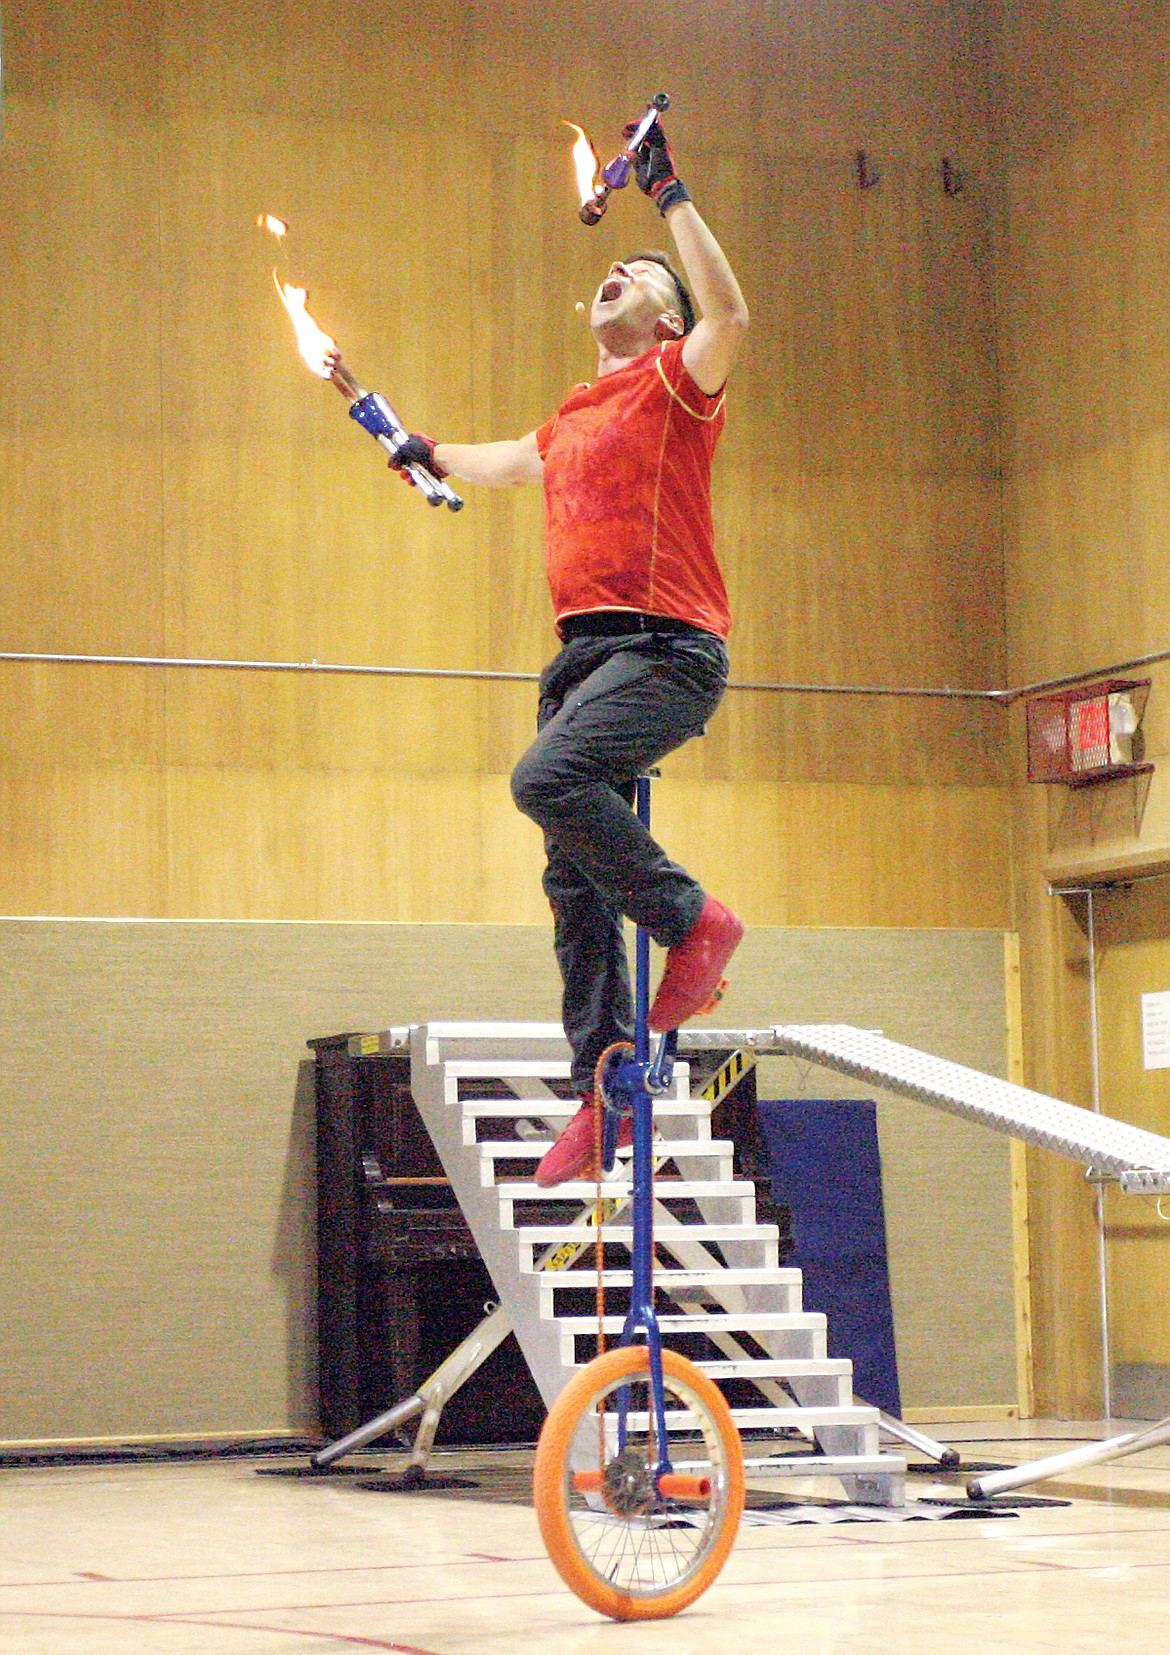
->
<box><xmin>0</xmin><ymin>1607</ymin><xmax>447</xmax><ymax>1653</ymax></box>
<box><xmin>158</xmin><ymin>1620</ymin><xmax>446</xmax><ymax>1653</ymax></box>
<box><xmin>0</xmin><ymin>1553</ymin><xmax>544</xmax><ymax>1591</ymax></box>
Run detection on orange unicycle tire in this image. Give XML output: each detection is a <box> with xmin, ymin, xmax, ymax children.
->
<box><xmin>533</xmin><ymin>1344</ymin><xmax>744</xmax><ymax>1621</ymax></box>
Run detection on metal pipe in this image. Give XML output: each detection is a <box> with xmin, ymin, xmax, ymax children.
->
<box><xmin>876</xmin><ymin>1411</ymin><xmax>961</xmax><ymax>1468</ymax></box>
<box><xmin>996</xmin><ymin>645</ymin><xmax>1170</xmax><ymax>705</ymax></box>
<box><xmin>730</xmin><ymin>678</ymin><xmax>992</xmax><ymax>700</ymax></box>
<box><xmin>0</xmin><ymin>651</ymin><xmax>988</xmax><ymax>696</ymax></box>
<box><xmin>967</xmin><ymin>1413</ymin><xmax>1170</xmax><ymax>1501</ymax></box>
<box><xmin>311</xmin><ymin>1393</ymin><xmax>425</xmax><ymax>1466</ymax></box>
<box><xmin>1084</xmin><ymin>888</ymin><xmax>1114</xmax><ymax>1424</ymax></box>
<box><xmin>1</xmin><ymin>644</ymin><xmax>1167</xmax><ymax>703</ymax></box>
<box><xmin>0</xmin><ymin>651</ymin><xmax>537</xmax><ymax>684</ymax></box>
<box><xmin>1051</xmin><ymin>869</ymin><xmax>1170</xmax><ymax>894</ymax></box>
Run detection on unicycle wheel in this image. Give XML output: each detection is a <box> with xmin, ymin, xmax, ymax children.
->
<box><xmin>533</xmin><ymin>1344</ymin><xmax>744</xmax><ymax>1621</ymax></box>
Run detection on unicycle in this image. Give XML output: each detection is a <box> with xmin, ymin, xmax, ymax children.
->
<box><xmin>532</xmin><ymin>776</ymin><xmax>744</xmax><ymax>1621</ymax></box>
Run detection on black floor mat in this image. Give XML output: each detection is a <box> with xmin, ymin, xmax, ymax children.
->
<box><xmin>0</xmin><ymin>1438</ymin><xmax>318</xmax><ymax>1470</ymax></box>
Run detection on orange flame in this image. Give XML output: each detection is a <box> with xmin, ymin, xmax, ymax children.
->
<box><xmin>563</xmin><ymin>121</ymin><xmax>600</xmax><ymax>209</ymax></box>
<box><xmin>272</xmin><ymin>271</ymin><xmax>336</xmax><ymax>378</ymax></box>
<box><xmin>257</xmin><ymin>212</ymin><xmax>288</xmax><ymax>238</ymax></box>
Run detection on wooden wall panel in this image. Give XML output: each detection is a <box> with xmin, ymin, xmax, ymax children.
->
<box><xmin>0</xmin><ymin>756</ymin><xmax>1010</xmax><ymax>929</ymax></box>
<box><xmin>0</xmin><ymin>0</ymin><xmax>1008</xmax><ymax>929</ymax></box>
<box><xmin>992</xmin><ymin>2</ymin><xmax>1170</xmax><ymax>684</ymax></box>
<box><xmin>990</xmin><ymin>0</ymin><xmax>1170</xmax><ymax>1411</ymax></box>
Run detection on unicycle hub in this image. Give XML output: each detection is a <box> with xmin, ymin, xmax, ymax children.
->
<box><xmin>603</xmin><ymin>1448</ymin><xmax>658</xmax><ymax>1517</ymax></box>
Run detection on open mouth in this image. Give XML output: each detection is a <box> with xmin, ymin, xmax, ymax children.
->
<box><xmin>599</xmin><ymin>276</ymin><xmax>625</xmax><ymax>303</ymax></box>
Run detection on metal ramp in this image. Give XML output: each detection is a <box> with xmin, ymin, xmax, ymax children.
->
<box><xmin>408</xmin><ymin>1021</ymin><xmax>906</xmax><ymax>1505</ymax></box>
<box><xmin>764</xmin><ymin>1023</ymin><xmax>1170</xmax><ymax>1505</ymax></box>
<box><xmin>773</xmin><ymin>1024</ymin><xmax>1170</xmax><ymax>1189</ymax></box>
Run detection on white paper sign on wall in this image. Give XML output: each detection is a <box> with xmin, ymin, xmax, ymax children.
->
<box><xmin>1141</xmin><ymin>991</ymin><xmax>1170</xmax><ymax>1071</ymax></box>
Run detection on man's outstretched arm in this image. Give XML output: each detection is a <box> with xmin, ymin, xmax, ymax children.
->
<box><xmin>434</xmin><ymin>431</ymin><xmax>544</xmax><ymax>487</ymax></box>
<box><xmin>387</xmin><ymin>429</ymin><xmax>543</xmax><ymax>488</ymax></box>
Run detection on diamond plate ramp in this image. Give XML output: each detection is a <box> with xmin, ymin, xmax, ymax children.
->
<box><xmin>774</xmin><ymin>1024</ymin><xmax>1170</xmax><ymax>1181</ymax></box>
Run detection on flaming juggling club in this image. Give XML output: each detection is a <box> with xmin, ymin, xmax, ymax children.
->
<box><xmin>569</xmin><ymin>93</ymin><xmax>670</xmax><ymax>225</ymax></box>
<box><xmin>331</xmin><ymin>358</ymin><xmax>464</xmax><ymax>512</ymax></box>
<box><xmin>262</xmin><ymin>219</ymin><xmax>463</xmax><ymax>512</ymax></box>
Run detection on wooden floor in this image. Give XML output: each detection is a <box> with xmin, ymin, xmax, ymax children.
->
<box><xmin>2</xmin><ymin>1421</ymin><xmax>1168</xmax><ymax>1653</ymax></box>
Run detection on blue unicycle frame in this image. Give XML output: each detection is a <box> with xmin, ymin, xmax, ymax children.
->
<box><xmin>596</xmin><ymin>774</ymin><xmax>680</xmax><ymax>1485</ymax></box>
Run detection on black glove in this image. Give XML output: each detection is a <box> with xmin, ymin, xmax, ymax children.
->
<box><xmin>389</xmin><ymin>432</ymin><xmax>447</xmax><ymax>482</ymax></box>
<box><xmin>623</xmin><ymin>121</ymin><xmax>692</xmax><ymax>216</ymax></box>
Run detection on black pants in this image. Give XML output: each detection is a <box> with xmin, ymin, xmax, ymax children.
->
<box><xmin>510</xmin><ymin>629</ymin><xmax>730</xmax><ymax>1094</ymax></box>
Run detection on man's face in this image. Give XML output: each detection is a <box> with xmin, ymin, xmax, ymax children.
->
<box><xmin>589</xmin><ymin>258</ymin><xmax>682</xmax><ymax>352</ymax></box>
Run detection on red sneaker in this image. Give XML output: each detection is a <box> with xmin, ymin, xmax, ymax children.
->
<box><xmin>533</xmin><ymin>1094</ymin><xmax>634</xmax><ymax>1188</ymax></box>
<box><xmin>648</xmin><ymin>896</ymin><xmax>745</xmax><ymax>1032</ymax></box>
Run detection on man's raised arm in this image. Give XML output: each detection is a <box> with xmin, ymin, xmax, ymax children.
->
<box><xmin>668</xmin><ymin>202</ymin><xmax>749</xmax><ymax>395</ymax></box>
<box><xmin>633</xmin><ymin>127</ymin><xmax>749</xmax><ymax>395</ymax></box>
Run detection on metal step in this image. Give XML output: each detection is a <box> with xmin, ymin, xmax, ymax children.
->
<box><xmin>520</xmin><ymin>1232</ymin><xmax>780</xmax><ymax>1273</ymax></box>
<box><xmin>535</xmin><ymin>1269</ymin><xmax>805</xmax><ymax>1317</ymax></box>
<box><xmin>557</xmin><ymin>1312</ymin><xmax>820</xmax><ymax>1336</ymax></box>
<box><xmin>460</xmin><ymin>1093</ymin><xmax>711</xmax><ymax>1122</ymax></box>
<box><xmin>420</xmin><ymin>1022</ymin><xmax>572</xmax><ymax>1066</ymax></box>
<box><xmin>515</xmin><ymin>1221</ymin><xmax>779</xmax><ymax>1248</ymax></box>
<box><xmin>741</xmin><ymin>1453</ymin><xmax>901</xmax><ymax>1485</ymax></box>
<box><xmin>564</xmin><ymin>1356</ymin><xmax>848</xmax><ymax>1383</ymax></box>
<box><xmin>442</xmin><ymin>1061</ymin><xmax>698</xmax><ymax>1130</ymax></box>
<box><xmin>498</xmin><ymin>1178</ymin><xmax>755</xmax><ymax>1201</ymax></box>
<box><xmin>608</xmin><ymin>1406</ymin><xmax>880</xmax><ymax>1432</ymax></box>
<box><xmin>498</xmin><ymin>1180</ymin><xmax>757</xmax><ymax>1227</ymax></box>
<box><xmin>689</xmin><ymin>1357</ymin><xmax>838</xmax><ymax>1379</ymax></box>
<box><xmin>557</xmin><ymin>1312</ymin><xmax>828</xmax><ymax>1365</ymax></box>
<box><xmin>526</xmin><ymin>1265</ymin><xmax>802</xmax><ymax>1288</ymax></box>
<box><xmin>479</xmin><ymin>1137</ymin><xmax>736</xmax><ymax>1171</ymax></box>
<box><xmin>444</xmin><ymin>1059</ymin><xmax>574</xmax><ymax>1080</ymax></box>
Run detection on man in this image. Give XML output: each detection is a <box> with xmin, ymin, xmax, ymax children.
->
<box><xmin>390</xmin><ymin>123</ymin><xmax>748</xmax><ymax>1186</ymax></box>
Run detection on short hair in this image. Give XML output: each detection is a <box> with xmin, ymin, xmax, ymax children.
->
<box><xmin>626</xmin><ymin>249</ymin><xmax>696</xmax><ymax>335</ymax></box>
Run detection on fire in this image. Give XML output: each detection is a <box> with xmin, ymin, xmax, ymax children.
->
<box><xmin>563</xmin><ymin>121</ymin><xmax>600</xmax><ymax>209</ymax></box>
<box><xmin>257</xmin><ymin>212</ymin><xmax>288</xmax><ymax>238</ymax></box>
<box><xmin>272</xmin><ymin>271</ymin><xmax>336</xmax><ymax>378</ymax></box>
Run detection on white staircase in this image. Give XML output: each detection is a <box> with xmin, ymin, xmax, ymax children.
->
<box><xmin>409</xmin><ymin>1021</ymin><xmax>905</xmax><ymax>1504</ymax></box>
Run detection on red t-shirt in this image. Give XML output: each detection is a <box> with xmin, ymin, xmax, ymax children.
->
<box><xmin>534</xmin><ymin>339</ymin><xmax>730</xmax><ymax>639</ymax></box>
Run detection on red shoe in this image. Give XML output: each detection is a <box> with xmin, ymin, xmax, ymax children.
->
<box><xmin>648</xmin><ymin>896</ymin><xmax>745</xmax><ymax>1032</ymax></box>
<box><xmin>534</xmin><ymin>1094</ymin><xmax>634</xmax><ymax>1188</ymax></box>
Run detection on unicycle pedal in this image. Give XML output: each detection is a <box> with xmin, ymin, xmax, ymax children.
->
<box><xmin>695</xmin><ymin>976</ymin><xmax>730</xmax><ymax>1016</ymax></box>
